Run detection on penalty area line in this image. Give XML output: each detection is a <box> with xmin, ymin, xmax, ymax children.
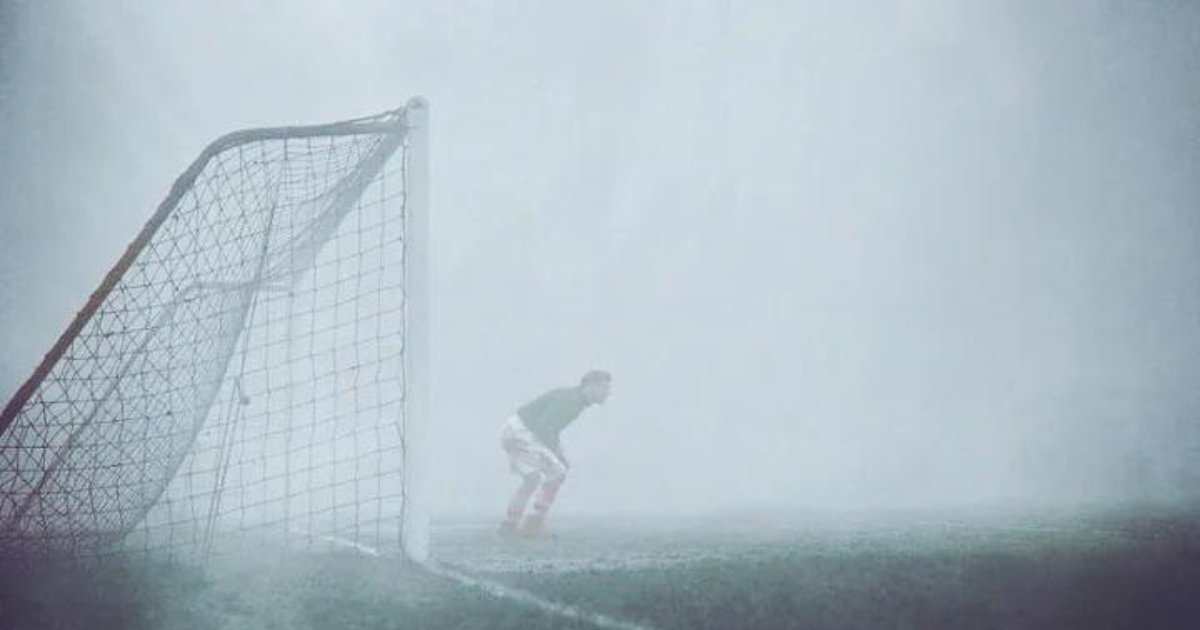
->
<box><xmin>286</xmin><ymin>531</ymin><xmax>656</xmax><ymax>630</ymax></box>
<box><xmin>418</xmin><ymin>559</ymin><xmax>659</xmax><ymax>630</ymax></box>
<box><xmin>287</xmin><ymin>529</ymin><xmax>381</xmax><ymax>556</ymax></box>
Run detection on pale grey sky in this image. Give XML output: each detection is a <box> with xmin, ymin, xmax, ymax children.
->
<box><xmin>1</xmin><ymin>0</ymin><xmax>1198</xmax><ymax>519</ymax></box>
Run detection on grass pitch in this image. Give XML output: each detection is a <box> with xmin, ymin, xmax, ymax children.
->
<box><xmin>2</xmin><ymin>507</ymin><xmax>1197</xmax><ymax>629</ymax></box>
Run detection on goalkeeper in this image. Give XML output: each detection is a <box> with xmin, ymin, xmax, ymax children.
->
<box><xmin>498</xmin><ymin>370</ymin><xmax>612</xmax><ymax>537</ymax></box>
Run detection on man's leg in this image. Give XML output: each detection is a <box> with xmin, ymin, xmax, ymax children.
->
<box><xmin>500</xmin><ymin>415</ymin><xmax>544</xmax><ymax>534</ymax></box>
<box><xmin>502</xmin><ymin>472</ymin><xmax>542</xmax><ymax>533</ymax></box>
<box><xmin>520</xmin><ymin>455</ymin><xmax>568</xmax><ymax>536</ymax></box>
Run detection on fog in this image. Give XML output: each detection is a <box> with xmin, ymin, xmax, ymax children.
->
<box><xmin>1</xmin><ymin>0</ymin><xmax>1198</xmax><ymax>521</ymax></box>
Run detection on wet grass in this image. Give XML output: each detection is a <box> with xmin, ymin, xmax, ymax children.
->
<box><xmin>0</xmin><ymin>549</ymin><xmax>580</xmax><ymax>630</ymax></box>
<box><xmin>494</xmin><ymin>529</ymin><xmax>1200</xmax><ymax>629</ymax></box>
<box><xmin>2</xmin><ymin>509</ymin><xmax>1198</xmax><ymax>629</ymax></box>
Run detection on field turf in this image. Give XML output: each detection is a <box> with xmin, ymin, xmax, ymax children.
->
<box><xmin>2</xmin><ymin>507</ymin><xmax>1197</xmax><ymax>629</ymax></box>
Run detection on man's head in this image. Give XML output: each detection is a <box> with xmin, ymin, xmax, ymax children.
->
<box><xmin>580</xmin><ymin>370</ymin><xmax>612</xmax><ymax>405</ymax></box>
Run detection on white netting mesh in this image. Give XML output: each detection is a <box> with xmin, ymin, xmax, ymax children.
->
<box><xmin>0</xmin><ymin>107</ymin><xmax>418</xmax><ymax>558</ymax></box>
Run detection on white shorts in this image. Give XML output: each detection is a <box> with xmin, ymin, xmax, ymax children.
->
<box><xmin>499</xmin><ymin>414</ymin><xmax>566</xmax><ymax>479</ymax></box>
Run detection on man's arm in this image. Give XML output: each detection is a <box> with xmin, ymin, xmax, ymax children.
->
<box><xmin>542</xmin><ymin>434</ymin><xmax>568</xmax><ymax>468</ymax></box>
<box><xmin>551</xmin><ymin>444</ymin><xmax>569</xmax><ymax>469</ymax></box>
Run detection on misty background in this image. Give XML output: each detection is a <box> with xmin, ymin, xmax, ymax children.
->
<box><xmin>0</xmin><ymin>0</ymin><xmax>1197</xmax><ymax>520</ymax></box>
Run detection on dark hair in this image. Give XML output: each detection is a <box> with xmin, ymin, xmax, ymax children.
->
<box><xmin>580</xmin><ymin>370</ymin><xmax>611</xmax><ymax>386</ymax></box>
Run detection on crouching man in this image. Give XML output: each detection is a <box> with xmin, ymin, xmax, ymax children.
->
<box><xmin>498</xmin><ymin>370</ymin><xmax>611</xmax><ymax>538</ymax></box>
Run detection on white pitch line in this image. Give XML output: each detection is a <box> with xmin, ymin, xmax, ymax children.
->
<box><xmin>419</xmin><ymin>559</ymin><xmax>659</xmax><ymax>630</ymax></box>
<box><xmin>287</xmin><ymin>531</ymin><xmax>657</xmax><ymax>630</ymax></box>
<box><xmin>288</xmin><ymin>529</ymin><xmax>381</xmax><ymax>556</ymax></box>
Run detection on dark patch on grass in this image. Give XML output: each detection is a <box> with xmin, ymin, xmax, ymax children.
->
<box><xmin>487</xmin><ymin>519</ymin><xmax>1200</xmax><ymax>630</ymax></box>
<box><xmin>2</xmin><ymin>511</ymin><xmax>1198</xmax><ymax>629</ymax></box>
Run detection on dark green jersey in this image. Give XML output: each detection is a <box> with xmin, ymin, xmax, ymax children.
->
<box><xmin>517</xmin><ymin>386</ymin><xmax>589</xmax><ymax>450</ymax></box>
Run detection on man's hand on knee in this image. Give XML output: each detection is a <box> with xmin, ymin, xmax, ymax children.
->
<box><xmin>522</xmin><ymin>472</ymin><xmax>543</xmax><ymax>487</ymax></box>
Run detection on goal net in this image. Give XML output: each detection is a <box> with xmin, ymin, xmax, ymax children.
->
<box><xmin>0</xmin><ymin>100</ymin><xmax>430</xmax><ymax>561</ymax></box>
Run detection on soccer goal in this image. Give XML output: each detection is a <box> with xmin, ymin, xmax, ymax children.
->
<box><xmin>0</xmin><ymin>100</ymin><xmax>431</xmax><ymax>561</ymax></box>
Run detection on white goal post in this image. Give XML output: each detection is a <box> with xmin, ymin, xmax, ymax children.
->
<box><xmin>0</xmin><ymin>99</ymin><xmax>431</xmax><ymax>562</ymax></box>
